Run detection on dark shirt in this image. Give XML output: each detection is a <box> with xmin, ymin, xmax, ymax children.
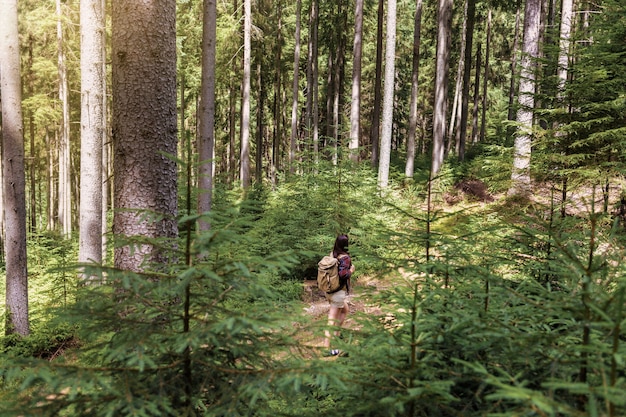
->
<box><xmin>337</xmin><ymin>254</ymin><xmax>352</xmax><ymax>291</ymax></box>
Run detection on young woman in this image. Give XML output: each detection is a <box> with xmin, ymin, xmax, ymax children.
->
<box><xmin>323</xmin><ymin>234</ymin><xmax>355</xmax><ymax>356</ymax></box>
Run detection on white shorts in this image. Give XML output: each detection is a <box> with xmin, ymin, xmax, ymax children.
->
<box><xmin>326</xmin><ymin>290</ymin><xmax>348</xmax><ymax>308</ymax></box>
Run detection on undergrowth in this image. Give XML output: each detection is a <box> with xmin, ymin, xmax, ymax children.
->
<box><xmin>1</xmin><ymin>159</ymin><xmax>626</xmax><ymax>416</ymax></box>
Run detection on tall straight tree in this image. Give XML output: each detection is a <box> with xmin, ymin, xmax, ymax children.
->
<box><xmin>198</xmin><ymin>0</ymin><xmax>216</xmax><ymax>231</ymax></box>
<box><xmin>349</xmin><ymin>0</ymin><xmax>364</xmax><ymax>162</ymax></box>
<box><xmin>370</xmin><ymin>0</ymin><xmax>383</xmax><ymax>167</ymax></box>
<box><xmin>305</xmin><ymin>0</ymin><xmax>320</xmax><ymax>162</ymax></box>
<box><xmin>509</xmin><ymin>0</ymin><xmax>541</xmax><ymax>197</ymax></box>
<box><xmin>240</xmin><ymin>0</ymin><xmax>251</xmax><ymax>188</ymax></box>
<box><xmin>111</xmin><ymin>0</ymin><xmax>178</xmax><ymax>272</ymax></box>
<box><xmin>78</xmin><ymin>0</ymin><xmax>105</xmax><ymax>271</ymax></box>
<box><xmin>431</xmin><ymin>0</ymin><xmax>452</xmax><ymax>177</ymax></box>
<box><xmin>458</xmin><ymin>0</ymin><xmax>476</xmax><ymax>161</ymax></box>
<box><xmin>377</xmin><ymin>0</ymin><xmax>396</xmax><ymax>189</ymax></box>
<box><xmin>289</xmin><ymin>0</ymin><xmax>301</xmax><ymax>174</ymax></box>
<box><xmin>57</xmin><ymin>0</ymin><xmax>71</xmax><ymax>237</ymax></box>
<box><xmin>1</xmin><ymin>0</ymin><xmax>29</xmax><ymax>336</ymax></box>
<box><xmin>405</xmin><ymin>0</ymin><xmax>423</xmax><ymax>178</ymax></box>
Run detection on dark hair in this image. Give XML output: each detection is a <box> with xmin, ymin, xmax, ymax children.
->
<box><xmin>333</xmin><ymin>234</ymin><xmax>349</xmax><ymax>257</ymax></box>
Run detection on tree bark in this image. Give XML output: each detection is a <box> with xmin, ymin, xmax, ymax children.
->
<box><xmin>431</xmin><ymin>0</ymin><xmax>452</xmax><ymax>177</ymax></box>
<box><xmin>405</xmin><ymin>0</ymin><xmax>423</xmax><ymax>179</ymax></box>
<box><xmin>479</xmin><ymin>8</ymin><xmax>491</xmax><ymax>143</ymax></box>
<box><xmin>198</xmin><ymin>0</ymin><xmax>216</xmax><ymax>231</ymax></box>
<box><xmin>240</xmin><ymin>0</ymin><xmax>251</xmax><ymax>187</ymax></box>
<box><xmin>458</xmin><ymin>0</ymin><xmax>476</xmax><ymax>161</ymax></box>
<box><xmin>111</xmin><ymin>0</ymin><xmax>178</xmax><ymax>272</ymax></box>
<box><xmin>509</xmin><ymin>0</ymin><xmax>541</xmax><ymax>197</ymax></box>
<box><xmin>57</xmin><ymin>0</ymin><xmax>71</xmax><ymax>238</ymax></box>
<box><xmin>349</xmin><ymin>0</ymin><xmax>364</xmax><ymax>162</ymax></box>
<box><xmin>1</xmin><ymin>0</ymin><xmax>30</xmax><ymax>336</ymax></box>
<box><xmin>370</xmin><ymin>0</ymin><xmax>384</xmax><ymax>167</ymax></box>
<box><xmin>289</xmin><ymin>0</ymin><xmax>301</xmax><ymax>174</ymax></box>
<box><xmin>377</xmin><ymin>0</ymin><xmax>396</xmax><ymax>189</ymax></box>
<box><xmin>78</xmin><ymin>0</ymin><xmax>105</xmax><ymax>273</ymax></box>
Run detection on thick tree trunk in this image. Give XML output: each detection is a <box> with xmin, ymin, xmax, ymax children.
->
<box><xmin>349</xmin><ymin>0</ymin><xmax>364</xmax><ymax>162</ymax></box>
<box><xmin>1</xmin><ymin>0</ymin><xmax>30</xmax><ymax>336</ymax></box>
<box><xmin>78</xmin><ymin>0</ymin><xmax>105</xmax><ymax>272</ymax></box>
<box><xmin>198</xmin><ymin>0</ymin><xmax>216</xmax><ymax>231</ymax></box>
<box><xmin>431</xmin><ymin>0</ymin><xmax>452</xmax><ymax>177</ymax></box>
<box><xmin>240</xmin><ymin>0</ymin><xmax>251</xmax><ymax>188</ymax></box>
<box><xmin>111</xmin><ymin>0</ymin><xmax>178</xmax><ymax>272</ymax></box>
<box><xmin>509</xmin><ymin>0</ymin><xmax>542</xmax><ymax>197</ymax></box>
<box><xmin>377</xmin><ymin>0</ymin><xmax>396</xmax><ymax>189</ymax></box>
<box><xmin>405</xmin><ymin>0</ymin><xmax>423</xmax><ymax>178</ymax></box>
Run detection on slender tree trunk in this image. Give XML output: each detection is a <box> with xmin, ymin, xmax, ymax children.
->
<box><xmin>508</xmin><ymin>0</ymin><xmax>522</xmax><ymax>121</ymax></box>
<box><xmin>289</xmin><ymin>0</ymin><xmax>301</xmax><ymax>174</ymax></box>
<box><xmin>271</xmin><ymin>0</ymin><xmax>282</xmax><ymax>183</ymax></box>
<box><xmin>57</xmin><ymin>0</ymin><xmax>71</xmax><ymax>238</ymax></box>
<box><xmin>78</xmin><ymin>0</ymin><xmax>105</xmax><ymax>273</ymax></box>
<box><xmin>557</xmin><ymin>0</ymin><xmax>573</xmax><ymax>99</ymax></box>
<box><xmin>370</xmin><ymin>0</ymin><xmax>384</xmax><ymax>167</ymax></box>
<box><xmin>240</xmin><ymin>0</ymin><xmax>251</xmax><ymax>188</ymax></box>
<box><xmin>310</xmin><ymin>0</ymin><xmax>319</xmax><ymax>162</ymax></box>
<box><xmin>405</xmin><ymin>0</ymin><xmax>423</xmax><ymax>179</ymax></box>
<box><xmin>509</xmin><ymin>0</ymin><xmax>542</xmax><ymax>197</ymax></box>
<box><xmin>448</xmin><ymin>0</ymin><xmax>468</xmax><ymax>154</ymax></box>
<box><xmin>255</xmin><ymin>57</ymin><xmax>265</xmax><ymax>182</ymax></box>
<box><xmin>471</xmin><ymin>43</ymin><xmax>481</xmax><ymax>144</ymax></box>
<box><xmin>349</xmin><ymin>0</ymin><xmax>364</xmax><ymax>162</ymax></box>
<box><xmin>111</xmin><ymin>0</ymin><xmax>178</xmax><ymax>272</ymax></box>
<box><xmin>458</xmin><ymin>0</ymin><xmax>476</xmax><ymax>161</ymax></box>
<box><xmin>198</xmin><ymin>0</ymin><xmax>216</xmax><ymax>231</ymax></box>
<box><xmin>377</xmin><ymin>0</ymin><xmax>396</xmax><ymax>189</ymax></box>
<box><xmin>1</xmin><ymin>0</ymin><xmax>29</xmax><ymax>336</ymax></box>
<box><xmin>431</xmin><ymin>0</ymin><xmax>452</xmax><ymax>177</ymax></box>
<box><xmin>479</xmin><ymin>8</ymin><xmax>491</xmax><ymax>143</ymax></box>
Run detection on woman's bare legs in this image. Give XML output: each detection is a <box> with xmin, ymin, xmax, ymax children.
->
<box><xmin>324</xmin><ymin>300</ymin><xmax>349</xmax><ymax>349</ymax></box>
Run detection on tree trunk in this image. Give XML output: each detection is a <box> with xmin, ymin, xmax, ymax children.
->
<box><xmin>240</xmin><ymin>0</ymin><xmax>251</xmax><ymax>188</ymax></box>
<box><xmin>509</xmin><ymin>0</ymin><xmax>541</xmax><ymax>197</ymax></box>
<box><xmin>78</xmin><ymin>0</ymin><xmax>105</xmax><ymax>273</ymax></box>
<box><xmin>479</xmin><ymin>8</ymin><xmax>491</xmax><ymax>143</ymax></box>
<box><xmin>307</xmin><ymin>0</ymin><xmax>320</xmax><ymax>162</ymax></box>
<box><xmin>289</xmin><ymin>0</ymin><xmax>301</xmax><ymax>174</ymax></box>
<box><xmin>508</xmin><ymin>0</ymin><xmax>521</xmax><ymax>121</ymax></box>
<box><xmin>448</xmin><ymin>0</ymin><xmax>468</xmax><ymax>154</ymax></box>
<box><xmin>405</xmin><ymin>0</ymin><xmax>423</xmax><ymax>179</ymax></box>
<box><xmin>557</xmin><ymin>0</ymin><xmax>573</xmax><ymax>98</ymax></box>
<box><xmin>57</xmin><ymin>0</ymin><xmax>71</xmax><ymax>238</ymax></box>
<box><xmin>111</xmin><ymin>0</ymin><xmax>178</xmax><ymax>272</ymax></box>
<box><xmin>349</xmin><ymin>0</ymin><xmax>364</xmax><ymax>162</ymax></box>
<box><xmin>1</xmin><ymin>0</ymin><xmax>30</xmax><ymax>336</ymax></box>
<box><xmin>370</xmin><ymin>0</ymin><xmax>384</xmax><ymax>167</ymax></box>
<box><xmin>255</xmin><ymin>57</ymin><xmax>265</xmax><ymax>182</ymax></box>
<box><xmin>377</xmin><ymin>0</ymin><xmax>396</xmax><ymax>189</ymax></box>
<box><xmin>471</xmin><ymin>43</ymin><xmax>481</xmax><ymax>144</ymax></box>
<box><xmin>271</xmin><ymin>0</ymin><xmax>282</xmax><ymax>184</ymax></box>
<box><xmin>431</xmin><ymin>0</ymin><xmax>452</xmax><ymax>177</ymax></box>
<box><xmin>458</xmin><ymin>0</ymin><xmax>476</xmax><ymax>161</ymax></box>
<box><xmin>198</xmin><ymin>0</ymin><xmax>216</xmax><ymax>232</ymax></box>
